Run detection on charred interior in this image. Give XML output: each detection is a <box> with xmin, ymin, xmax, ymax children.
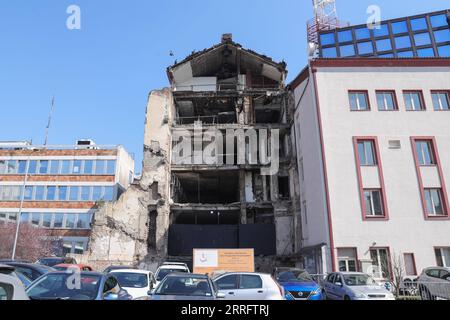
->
<box><xmin>165</xmin><ymin>34</ymin><xmax>300</xmax><ymax>259</ymax></box>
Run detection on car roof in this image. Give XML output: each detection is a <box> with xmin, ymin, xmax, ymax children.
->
<box><xmin>424</xmin><ymin>266</ymin><xmax>450</xmax><ymax>271</ymax></box>
<box><xmin>215</xmin><ymin>272</ymin><xmax>269</xmax><ymax>277</ymax></box>
<box><xmin>54</xmin><ymin>263</ymin><xmax>91</xmax><ymax>268</ymax></box>
<box><xmin>46</xmin><ymin>270</ymin><xmax>104</xmax><ymax>277</ymax></box>
<box><xmin>110</xmin><ymin>269</ymin><xmax>150</xmax><ymax>274</ymax></box>
<box><xmin>165</xmin><ymin>272</ymin><xmax>208</xmax><ymax>279</ymax></box>
<box><xmin>158</xmin><ymin>265</ymin><xmax>188</xmax><ymax>269</ymax></box>
<box><xmin>334</xmin><ymin>272</ymin><xmax>368</xmax><ymax>275</ymax></box>
<box><xmin>5</xmin><ymin>262</ymin><xmax>54</xmax><ymax>270</ymax></box>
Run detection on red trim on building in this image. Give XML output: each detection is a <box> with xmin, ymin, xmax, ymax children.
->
<box><xmin>410</xmin><ymin>137</ymin><xmax>450</xmax><ymax>220</ymax></box>
<box><xmin>353</xmin><ymin>137</ymin><xmax>389</xmax><ymax>221</ymax></box>
<box><xmin>312</xmin><ymin>69</ymin><xmax>336</xmax><ymax>272</ymax></box>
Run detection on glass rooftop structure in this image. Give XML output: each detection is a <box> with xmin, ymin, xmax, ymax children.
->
<box><xmin>318</xmin><ymin>9</ymin><xmax>450</xmax><ymax>58</ymax></box>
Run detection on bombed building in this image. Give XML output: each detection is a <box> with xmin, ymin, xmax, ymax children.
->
<box><xmin>81</xmin><ymin>35</ymin><xmax>302</xmax><ymax>270</ymax></box>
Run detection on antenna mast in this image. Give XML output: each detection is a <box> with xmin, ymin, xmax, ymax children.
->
<box><xmin>307</xmin><ymin>0</ymin><xmax>340</xmax><ymax>44</ymax></box>
<box><xmin>44</xmin><ymin>96</ymin><xmax>55</xmax><ymax>146</ymax></box>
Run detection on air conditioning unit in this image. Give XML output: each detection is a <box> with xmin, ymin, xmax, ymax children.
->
<box><xmin>75</xmin><ymin>139</ymin><xmax>98</xmax><ymax>149</ymax></box>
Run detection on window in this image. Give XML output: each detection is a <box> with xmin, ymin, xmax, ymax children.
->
<box><xmin>24</xmin><ymin>186</ymin><xmax>33</xmax><ymax>201</ymax></box>
<box><xmin>320</xmin><ymin>32</ymin><xmax>335</xmax><ymax>46</ymax></box>
<box><xmin>355</xmin><ymin>27</ymin><xmax>371</xmax><ymax>40</ymax></box>
<box><xmin>424</xmin><ymin>189</ymin><xmax>445</xmax><ymax>216</ymax></box>
<box><xmin>338</xmin><ymin>30</ymin><xmax>353</xmax><ymax>43</ymax></box>
<box><xmin>430</xmin><ymin>14</ymin><xmax>448</xmax><ymax>28</ymax></box>
<box><xmin>34</xmin><ymin>186</ymin><xmax>45</xmax><ymax>201</ymax></box>
<box><xmin>374</xmin><ymin>24</ymin><xmax>389</xmax><ymax>37</ymax></box>
<box><xmin>397</xmin><ymin>50</ymin><xmax>414</xmax><ymax>58</ymax></box>
<box><xmin>28</xmin><ymin>160</ymin><xmax>37</xmax><ymax>174</ymax></box>
<box><xmin>322</xmin><ymin>47</ymin><xmax>337</xmax><ymax>58</ymax></box>
<box><xmin>57</xmin><ymin>186</ymin><xmax>68</xmax><ymax>201</ymax></box>
<box><xmin>38</xmin><ymin>161</ymin><xmax>49</xmax><ymax>174</ymax></box>
<box><xmin>403</xmin><ymin>253</ymin><xmax>417</xmax><ymax>276</ymax></box>
<box><xmin>31</xmin><ymin>213</ymin><xmax>40</xmax><ymax>226</ymax></box>
<box><xmin>364</xmin><ymin>189</ymin><xmax>384</xmax><ymax>217</ymax></box>
<box><xmin>415</xmin><ymin>140</ymin><xmax>435</xmax><ymax>165</ymax></box>
<box><xmin>106</xmin><ymin>160</ymin><xmax>116</xmax><ymax>175</ymax></box>
<box><xmin>6</xmin><ymin>160</ymin><xmax>18</xmax><ymax>174</ymax></box>
<box><xmin>410</xmin><ymin>17</ymin><xmax>428</xmax><ymax>31</ymax></box>
<box><xmin>103</xmin><ymin>187</ymin><xmax>115</xmax><ymax>201</ymax></box>
<box><xmin>394</xmin><ymin>36</ymin><xmax>412</xmax><ymax>49</ymax></box>
<box><xmin>404</xmin><ymin>91</ymin><xmax>425</xmax><ymax>111</ymax></box>
<box><xmin>50</xmin><ymin>160</ymin><xmax>60</xmax><ymax>174</ymax></box>
<box><xmin>434</xmin><ymin>29</ymin><xmax>450</xmax><ymax>43</ymax></box>
<box><xmin>95</xmin><ymin>160</ymin><xmax>106</xmax><ymax>175</ymax></box>
<box><xmin>0</xmin><ymin>283</ymin><xmax>14</xmax><ymax>301</ymax></box>
<box><xmin>376</xmin><ymin>39</ymin><xmax>392</xmax><ymax>52</ymax></box>
<box><xmin>438</xmin><ymin>45</ymin><xmax>450</xmax><ymax>57</ymax></box>
<box><xmin>239</xmin><ymin>275</ymin><xmax>262</xmax><ymax>289</ymax></box>
<box><xmin>391</xmin><ymin>21</ymin><xmax>408</xmax><ymax>34</ymax></box>
<box><xmin>61</xmin><ymin>160</ymin><xmax>71</xmax><ymax>174</ymax></box>
<box><xmin>42</xmin><ymin>213</ymin><xmax>52</xmax><ymax>228</ymax></box>
<box><xmin>340</xmin><ymin>44</ymin><xmax>355</xmax><ymax>57</ymax></box>
<box><xmin>46</xmin><ymin>186</ymin><xmax>56</xmax><ymax>201</ymax></box>
<box><xmin>92</xmin><ymin>186</ymin><xmax>103</xmax><ymax>201</ymax></box>
<box><xmin>357</xmin><ymin>140</ymin><xmax>377</xmax><ymax>166</ymax></box>
<box><xmin>357</xmin><ymin>41</ymin><xmax>373</xmax><ymax>55</ymax></box>
<box><xmin>53</xmin><ymin>214</ymin><xmax>63</xmax><ymax>228</ymax></box>
<box><xmin>370</xmin><ymin>248</ymin><xmax>391</xmax><ymax>280</ymax></box>
<box><xmin>69</xmin><ymin>186</ymin><xmax>79</xmax><ymax>201</ymax></box>
<box><xmin>337</xmin><ymin>248</ymin><xmax>358</xmax><ymax>272</ymax></box>
<box><xmin>81</xmin><ymin>186</ymin><xmax>91</xmax><ymax>201</ymax></box>
<box><xmin>414</xmin><ymin>32</ymin><xmax>432</xmax><ymax>46</ymax></box>
<box><xmin>417</xmin><ymin>47</ymin><xmax>435</xmax><ymax>57</ymax></box>
<box><xmin>18</xmin><ymin>161</ymin><xmax>27</xmax><ymax>174</ymax></box>
<box><xmin>432</xmin><ymin>91</ymin><xmax>450</xmax><ymax>110</ymax></box>
<box><xmin>0</xmin><ymin>161</ymin><xmax>5</xmax><ymax>174</ymax></box>
<box><xmin>349</xmin><ymin>91</ymin><xmax>370</xmax><ymax>111</ymax></box>
<box><xmin>215</xmin><ymin>275</ymin><xmax>238</xmax><ymax>290</ymax></box>
<box><xmin>20</xmin><ymin>213</ymin><xmax>30</xmax><ymax>224</ymax></box>
<box><xmin>77</xmin><ymin>214</ymin><xmax>91</xmax><ymax>229</ymax></box>
<box><xmin>72</xmin><ymin>160</ymin><xmax>82</xmax><ymax>174</ymax></box>
<box><xmin>65</xmin><ymin>214</ymin><xmax>76</xmax><ymax>229</ymax></box>
<box><xmin>376</xmin><ymin>91</ymin><xmax>397</xmax><ymax>111</ymax></box>
<box><xmin>84</xmin><ymin>160</ymin><xmax>94</xmax><ymax>174</ymax></box>
<box><xmin>435</xmin><ymin>248</ymin><xmax>450</xmax><ymax>267</ymax></box>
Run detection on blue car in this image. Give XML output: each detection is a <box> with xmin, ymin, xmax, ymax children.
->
<box><xmin>273</xmin><ymin>268</ymin><xmax>322</xmax><ymax>300</ymax></box>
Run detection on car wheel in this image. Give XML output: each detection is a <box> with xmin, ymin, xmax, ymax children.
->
<box><xmin>344</xmin><ymin>295</ymin><xmax>351</xmax><ymax>301</ymax></box>
<box><xmin>322</xmin><ymin>289</ymin><xmax>327</xmax><ymax>300</ymax></box>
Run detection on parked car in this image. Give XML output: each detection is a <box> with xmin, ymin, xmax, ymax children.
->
<box><xmin>36</xmin><ymin>257</ymin><xmax>77</xmax><ymax>267</ymax></box>
<box><xmin>213</xmin><ymin>272</ymin><xmax>285</xmax><ymax>300</ymax></box>
<box><xmin>0</xmin><ymin>265</ymin><xmax>29</xmax><ymax>300</ymax></box>
<box><xmin>322</xmin><ymin>272</ymin><xmax>395</xmax><ymax>300</ymax></box>
<box><xmin>273</xmin><ymin>267</ymin><xmax>322</xmax><ymax>300</ymax></box>
<box><xmin>417</xmin><ymin>267</ymin><xmax>450</xmax><ymax>300</ymax></box>
<box><xmin>53</xmin><ymin>264</ymin><xmax>94</xmax><ymax>272</ymax></box>
<box><xmin>154</xmin><ymin>262</ymin><xmax>190</xmax><ymax>287</ymax></box>
<box><xmin>103</xmin><ymin>265</ymin><xmax>138</xmax><ymax>273</ymax></box>
<box><xmin>110</xmin><ymin>269</ymin><xmax>156</xmax><ymax>299</ymax></box>
<box><xmin>4</xmin><ymin>262</ymin><xmax>55</xmax><ymax>281</ymax></box>
<box><xmin>26</xmin><ymin>271</ymin><xmax>132</xmax><ymax>300</ymax></box>
<box><xmin>0</xmin><ymin>264</ymin><xmax>32</xmax><ymax>288</ymax></box>
<box><xmin>147</xmin><ymin>273</ymin><xmax>224</xmax><ymax>300</ymax></box>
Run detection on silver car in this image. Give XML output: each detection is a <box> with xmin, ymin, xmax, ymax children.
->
<box><xmin>322</xmin><ymin>272</ymin><xmax>395</xmax><ymax>300</ymax></box>
<box><xmin>417</xmin><ymin>267</ymin><xmax>450</xmax><ymax>300</ymax></box>
<box><xmin>0</xmin><ymin>264</ymin><xmax>29</xmax><ymax>300</ymax></box>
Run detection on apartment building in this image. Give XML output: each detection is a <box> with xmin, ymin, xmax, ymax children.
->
<box><xmin>0</xmin><ymin>140</ymin><xmax>134</xmax><ymax>255</ymax></box>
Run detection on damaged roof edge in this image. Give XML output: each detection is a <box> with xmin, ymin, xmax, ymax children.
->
<box><xmin>166</xmin><ymin>38</ymin><xmax>287</xmax><ymax>84</ymax></box>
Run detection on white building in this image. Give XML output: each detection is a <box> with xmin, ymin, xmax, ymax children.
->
<box><xmin>291</xmin><ymin>58</ymin><xmax>450</xmax><ymax>279</ymax></box>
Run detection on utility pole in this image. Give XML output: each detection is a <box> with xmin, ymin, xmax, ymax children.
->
<box><xmin>11</xmin><ymin>159</ymin><xmax>30</xmax><ymax>260</ymax></box>
<box><xmin>44</xmin><ymin>96</ymin><xmax>55</xmax><ymax>146</ymax></box>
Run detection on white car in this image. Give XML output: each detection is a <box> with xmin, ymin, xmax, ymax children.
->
<box><xmin>322</xmin><ymin>272</ymin><xmax>395</xmax><ymax>300</ymax></box>
<box><xmin>110</xmin><ymin>269</ymin><xmax>156</xmax><ymax>299</ymax></box>
<box><xmin>213</xmin><ymin>272</ymin><xmax>285</xmax><ymax>300</ymax></box>
<box><xmin>154</xmin><ymin>262</ymin><xmax>190</xmax><ymax>288</ymax></box>
<box><xmin>0</xmin><ymin>264</ymin><xmax>29</xmax><ymax>300</ymax></box>
<box><xmin>417</xmin><ymin>267</ymin><xmax>450</xmax><ymax>300</ymax></box>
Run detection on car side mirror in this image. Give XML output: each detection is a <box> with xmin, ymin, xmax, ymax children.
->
<box><xmin>446</xmin><ymin>277</ymin><xmax>450</xmax><ymax>281</ymax></box>
<box><xmin>217</xmin><ymin>292</ymin><xmax>226</xmax><ymax>299</ymax></box>
<box><xmin>103</xmin><ymin>292</ymin><xmax>119</xmax><ymax>301</ymax></box>
<box><xmin>335</xmin><ymin>282</ymin><xmax>343</xmax><ymax>287</ymax></box>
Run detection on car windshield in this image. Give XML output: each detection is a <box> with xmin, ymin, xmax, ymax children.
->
<box><xmin>14</xmin><ymin>271</ymin><xmax>32</xmax><ymax>287</ymax></box>
<box><xmin>156</xmin><ymin>268</ymin><xmax>187</xmax><ymax>281</ymax></box>
<box><xmin>155</xmin><ymin>276</ymin><xmax>212</xmax><ymax>297</ymax></box>
<box><xmin>343</xmin><ymin>274</ymin><xmax>377</xmax><ymax>286</ymax></box>
<box><xmin>277</xmin><ymin>270</ymin><xmax>313</xmax><ymax>282</ymax></box>
<box><xmin>26</xmin><ymin>273</ymin><xmax>101</xmax><ymax>300</ymax></box>
<box><xmin>114</xmin><ymin>272</ymin><xmax>148</xmax><ymax>288</ymax></box>
<box><xmin>38</xmin><ymin>258</ymin><xmax>62</xmax><ymax>267</ymax></box>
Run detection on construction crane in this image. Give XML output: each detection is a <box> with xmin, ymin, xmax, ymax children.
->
<box><xmin>307</xmin><ymin>0</ymin><xmax>340</xmax><ymax>45</ymax></box>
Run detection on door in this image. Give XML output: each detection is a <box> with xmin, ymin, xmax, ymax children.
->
<box><xmin>215</xmin><ymin>274</ymin><xmax>239</xmax><ymax>300</ymax></box>
<box><xmin>323</xmin><ymin>273</ymin><xmax>335</xmax><ymax>300</ymax></box>
<box><xmin>237</xmin><ymin>274</ymin><xmax>266</xmax><ymax>300</ymax></box>
<box><xmin>332</xmin><ymin>273</ymin><xmax>345</xmax><ymax>300</ymax></box>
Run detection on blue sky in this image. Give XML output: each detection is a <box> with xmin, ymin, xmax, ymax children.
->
<box><xmin>0</xmin><ymin>0</ymin><xmax>447</xmax><ymax>172</ymax></box>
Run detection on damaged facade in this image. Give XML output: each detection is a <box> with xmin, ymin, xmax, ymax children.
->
<box><xmin>83</xmin><ymin>35</ymin><xmax>303</xmax><ymax>271</ymax></box>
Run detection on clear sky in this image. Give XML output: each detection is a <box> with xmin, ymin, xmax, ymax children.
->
<box><xmin>0</xmin><ymin>0</ymin><xmax>447</xmax><ymax>172</ymax></box>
